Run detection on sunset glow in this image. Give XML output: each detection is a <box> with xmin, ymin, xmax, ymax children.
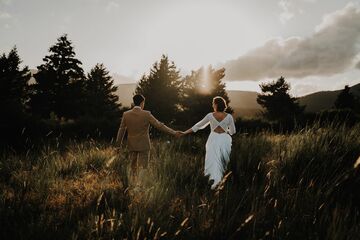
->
<box><xmin>1</xmin><ymin>0</ymin><xmax>359</xmax><ymax>95</ymax></box>
<box><xmin>199</xmin><ymin>67</ymin><xmax>211</xmax><ymax>94</ymax></box>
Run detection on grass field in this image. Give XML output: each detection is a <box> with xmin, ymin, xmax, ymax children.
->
<box><xmin>1</xmin><ymin>123</ymin><xmax>360</xmax><ymax>240</ymax></box>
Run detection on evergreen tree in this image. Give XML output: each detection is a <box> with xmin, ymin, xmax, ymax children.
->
<box><xmin>257</xmin><ymin>76</ymin><xmax>304</xmax><ymax>122</ymax></box>
<box><xmin>0</xmin><ymin>47</ymin><xmax>31</xmax><ymax>115</ymax></box>
<box><xmin>0</xmin><ymin>47</ymin><xmax>32</xmax><ymax>145</ymax></box>
<box><xmin>135</xmin><ymin>55</ymin><xmax>182</xmax><ymax>124</ymax></box>
<box><xmin>181</xmin><ymin>66</ymin><xmax>232</xmax><ymax>125</ymax></box>
<box><xmin>334</xmin><ymin>85</ymin><xmax>355</xmax><ymax>110</ymax></box>
<box><xmin>30</xmin><ymin>34</ymin><xmax>86</xmax><ymax>119</ymax></box>
<box><xmin>84</xmin><ymin>63</ymin><xmax>121</xmax><ymax>118</ymax></box>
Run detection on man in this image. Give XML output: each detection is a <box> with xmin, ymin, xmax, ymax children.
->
<box><xmin>116</xmin><ymin>94</ymin><xmax>180</xmax><ymax>179</ymax></box>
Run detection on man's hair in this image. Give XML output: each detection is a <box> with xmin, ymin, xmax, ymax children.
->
<box><xmin>213</xmin><ymin>96</ymin><xmax>227</xmax><ymax>112</ymax></box>
<box><xmin>133</xmin><ymin>94</ymin><xmax>145</xmax><ymax>106</ymax></box>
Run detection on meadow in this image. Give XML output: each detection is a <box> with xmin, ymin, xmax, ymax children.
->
<box><xmin>1</xmin><ymin>123</ymin><xmax>360</xmax><ymax>240</ymax></box>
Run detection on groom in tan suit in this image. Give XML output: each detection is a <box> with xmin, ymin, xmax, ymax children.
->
<box><xmin>116</xmin><ymin>94</ymin><xmax>180</xmax><ymax>178</ymax></box>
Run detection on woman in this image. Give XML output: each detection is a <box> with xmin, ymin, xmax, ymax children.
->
<box><xmin>182</xmin><ymin>96</ymin><xmax>236</xmax><ymax>188</ymax></box>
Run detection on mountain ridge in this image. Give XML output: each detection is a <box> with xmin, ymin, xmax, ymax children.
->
<box><xmin>114</xmin><ymin>82</ymin><xmax>360</xmax><ymax>117</ymax></box>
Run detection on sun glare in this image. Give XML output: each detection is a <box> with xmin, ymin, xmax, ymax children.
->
<box><xmin>199</xmin><ymin>67</ymin><xmax>211</xmax><ymax>95</ymax></box>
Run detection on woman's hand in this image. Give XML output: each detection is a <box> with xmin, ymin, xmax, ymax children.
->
<box><xmin>175</xmin><ymin>131</ymin><xmax>184</xmax><ymax>138</ymax></box>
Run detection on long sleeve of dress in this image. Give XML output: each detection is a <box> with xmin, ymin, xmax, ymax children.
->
<box><xmin>191</xmin><ymin>113</ymin><xmax>210</xmax><ymax>132</ymax></box>
<box><xmin>228</xmin><ymin>115</ymin><xmax>236</xmax><ymax>135</ymax></box>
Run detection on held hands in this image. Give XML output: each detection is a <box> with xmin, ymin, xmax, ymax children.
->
<box><xmin>175</xmin><ymin>131</ymin><xmax>186</xmax><ymax>138</ymax></box>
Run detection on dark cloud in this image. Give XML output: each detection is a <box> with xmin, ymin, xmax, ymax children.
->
<box><xmin>356</xmin><ymin>61</ymin><xmax>360</xmax><ymax>69</ymax></box>
<box><xmin>223</xmin><ymin>3</ymin><xmax>360</xmax><ymax>80</ymax></box>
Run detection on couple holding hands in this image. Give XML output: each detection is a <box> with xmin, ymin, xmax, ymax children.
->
<box><xmin>116</xmin><ymin>94</ymin><xmax>236</xmax><ymax>189</ymax></box>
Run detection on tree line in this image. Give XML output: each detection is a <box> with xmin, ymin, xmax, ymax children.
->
<box><xmin>1</xmin><ymin>34</ymin><xmax>359</xmax><ymax>147</ymax></box>
<box><xmin>1</xmin><ymin>35</ymin><xmax>123</xmax><ymax>144</ymax></box>
<box><xmin>0</xmin><ymin>34</ymin><xmax>233</xmax><ymax>146</ymax></box>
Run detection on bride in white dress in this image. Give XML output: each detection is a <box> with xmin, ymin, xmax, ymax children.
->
<box><xmin>182</xmin><ymin>96</ymin><xmax>236</xmax><ymax>189</ymax></box>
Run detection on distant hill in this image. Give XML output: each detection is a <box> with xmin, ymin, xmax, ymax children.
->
<box><xmin>299</xmin><ymin>83</ymin><xmax>360</xmax><ymax>112</ymax></box>
<box><xmin>115</xmin><ymin>84</ymin><xmax>262</xmax><ymax>117</ymax></box>
<box><xmin>116</xmin><ymin>83</ymin><xmax>137</xmax><ymax>107</ymax></box>
<box><xmin>112</xmin><ymin>73</ymin><xmax>136</xmax><ymax>85</ymax></box>
<box><xmin>115</xmin><ymin>82</ymin><xmax>360</xmax><ymax>116</ymax></box>
<box><xmin>228</xmin><ymin>83</ymin><xmax>360</xmax><ymax>115</ymax></box>
<box><xmin>29</xmin><ymin>69</ymin><xmax>138</xmax><ymax>107</ymax></box>
<box><xmin>227</xmin><ymin>90</ymin><xmax>262</xmax><ymax>118</ymax></box>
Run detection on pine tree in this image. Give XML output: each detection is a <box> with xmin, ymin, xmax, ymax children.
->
<box><xmin>135</xmin><ymin>55</ymin><xmax>182</xmax><ymax>124</ymax></box>
<box><xmin>0</xmin><ymin>47</ymin><xmax>31</xmax><ymax>115</ymax></box>
<box><xmin>0</xmin><ymin>47</ymin><xmax>32</xmax><ymax>144</ymax></box>
<box><xmin>334</xmin><ymin>85</ymin><xmax>355</xmax><ymax>110</ymax></box>
<box><xmin>84</xmin><ymin>63</ymin><xmax>121</xmax><ymax>118</ymax></box>
<box><xmin>257</xmin><ymin>76</ymin><xmax>304</xmax><ymax>122</ymax></box>
<box><xmin>181</xmin><ymin>66</ymin><xmax>232</xmax><ymax>125</ymax></box>
<box><xmin>30</xmin><ymin>34</ymin><xmax>86</xmax><ymax>119</ymax></box>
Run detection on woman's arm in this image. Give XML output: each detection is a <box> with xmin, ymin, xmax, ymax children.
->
<box><xmin>182</xmin><ymin>128</ymin><xmax>194</xmax><ymax>135</ymax></box>
<box><xmin>228</xmin><ymin>115</ymin><xmax>236</xmax><ymax>135</ymax></box>
<box><xmin>183</xmin><ymin>113</ymin><xmax>210</xmax><ymax>135</ymax></box>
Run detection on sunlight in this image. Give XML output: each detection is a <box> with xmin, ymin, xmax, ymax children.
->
<box><xmin>199</xmin><ymin>67</ymin><xmax>211</xmax><ymax>95</ymax></box>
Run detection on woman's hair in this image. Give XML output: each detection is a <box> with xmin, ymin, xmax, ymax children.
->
<box><xmin>213</xmin><ymin>96</ymin><xmax>227</xmax><ymax>112</ymax></box>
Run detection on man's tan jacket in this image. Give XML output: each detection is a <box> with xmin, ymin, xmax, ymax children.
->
<box><xmin>116</xmin><ymin>107</ymin><xmax>176</xmax><ymax>151</ymax></box>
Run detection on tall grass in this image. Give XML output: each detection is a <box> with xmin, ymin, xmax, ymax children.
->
<box><xmin>0</xmin><ymin>123</ymin><xmax>359</xmax><ymax>239</ymax></box>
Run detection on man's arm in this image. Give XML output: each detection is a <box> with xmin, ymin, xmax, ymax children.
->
<box><xmin>116</xmin><ymin>114</ymin><xmax>127</xmax><ymax>146</ymax></box>
<box><xmin>148</xmin><ymin>112</ymin><xmax>177</xmax><ymax>136</ymax></box>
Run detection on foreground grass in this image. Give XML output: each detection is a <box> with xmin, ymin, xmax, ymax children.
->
<box><xmin>0</xmin><ymin>124</ymin><xmax>360</xmax><ymax>240</ymax></box>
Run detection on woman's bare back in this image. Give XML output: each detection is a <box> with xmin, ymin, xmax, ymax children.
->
<box><xmin>212</xmin><ymin>112</ymin><xmax>228</xmax><ymax>133</ymax></box>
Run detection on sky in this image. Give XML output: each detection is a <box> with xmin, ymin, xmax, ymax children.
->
<box><xmin>1</xmin><ymin>0</ymin><xmax>360</xmax><ymax>96</ymax></box>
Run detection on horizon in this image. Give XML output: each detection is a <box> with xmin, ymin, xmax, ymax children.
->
<box><xmin>1</xmin><ymin>0</ymin><xmax>360</xmax><ymax>96</ymax></box>
<box><xmin>111</xmin><ymin>76</ymin><xmax>360</xmax><ymax>97</ymax></box>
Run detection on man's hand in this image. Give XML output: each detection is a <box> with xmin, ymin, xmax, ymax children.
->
<box><xmin>175</xmin><ymin>131</ymin><xmax>184</xmax><ymax>138</ymax></box>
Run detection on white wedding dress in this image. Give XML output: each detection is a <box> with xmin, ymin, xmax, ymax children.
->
<box><xmin>191</xmin><ymin>113</ymin><xmax>236</xmax><ymax>188</ymax></box>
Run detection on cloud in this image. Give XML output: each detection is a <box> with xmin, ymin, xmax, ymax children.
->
<box><xmin>0</xmin><ymin>12</ymin><xmax>11</xmax><ymax>19</ymax></box>
<box><xmin>278</xmin><ymin>0</ymin><xmax>316</xmax><ymax>24</ymax></box>
<box><xmin>292</xmin><ymin>83</ymin><xmax>320</xmax><ymax>96</ymax></box>
<box><xmin>278</xmin><ymin>0</ymin><xmax>295</xmax><ymax>24</ymax></box>
<box><xmin>106</xmin><ymin>1</ymin><xmax>120</xmax><ymax>12</ymax></box>
<box><xmin>0</xmin><ymin>0</ymin><xmax>12</xmax><ymax>5</ymax></box>
<box><xmin>356</xmin><ymin>61</ymin><xmax>360</xmax><ymax>69</ymax></box>
<box><xmin>0</xmin><ymin>0</ymin><xmax>13</xmax><ymax>21</ymax></box>
<box><xmin>223</xmin><ymin>3</ymin><xmax>360</xmax><ymax>81</ymax></box>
